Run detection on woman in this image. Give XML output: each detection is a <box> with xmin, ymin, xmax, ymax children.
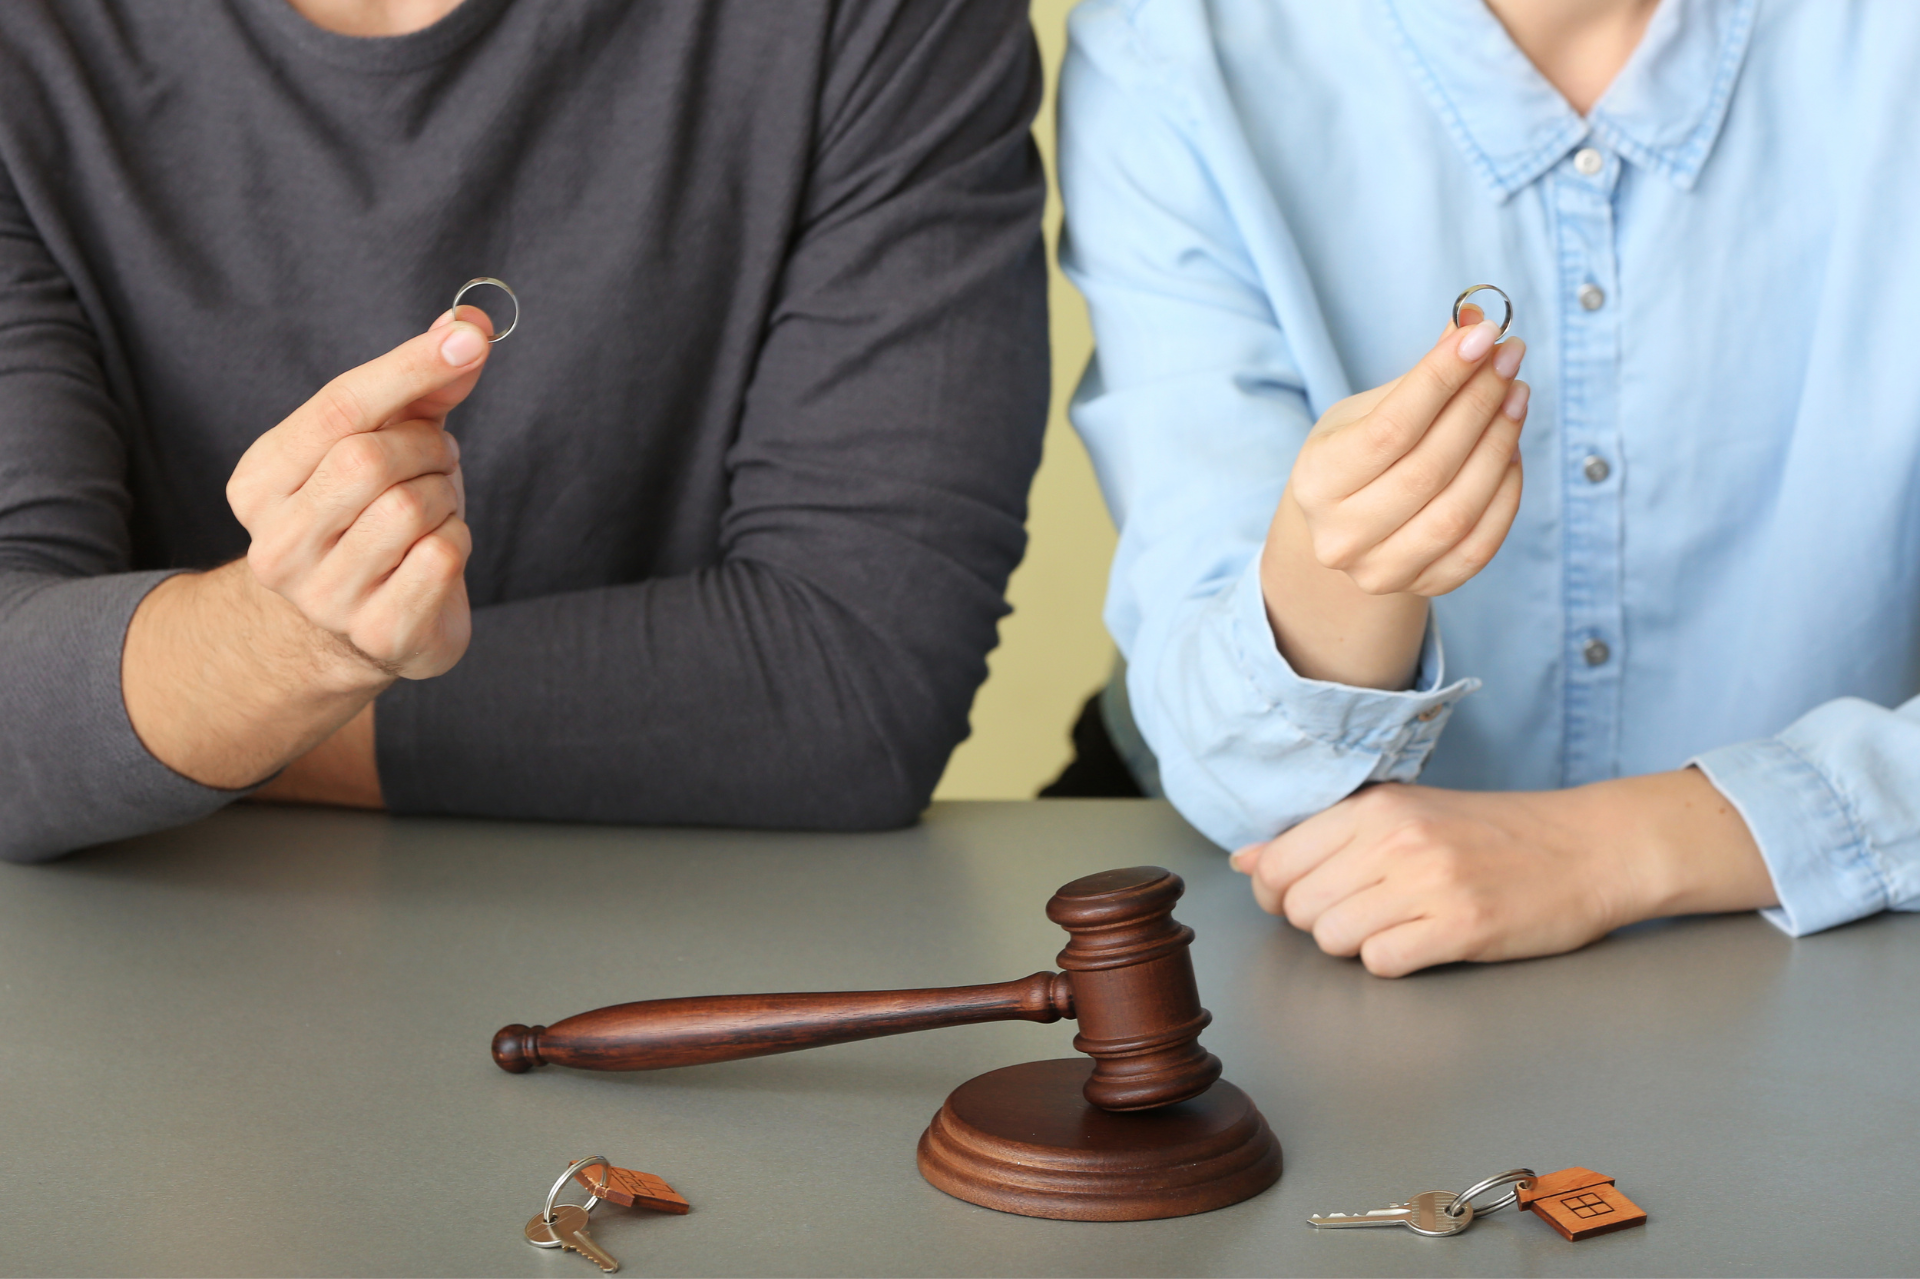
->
<box><xmin>1059</xmin><ymin>0</ymin><xmax>1920</xmax><ymax>974</ymax></box>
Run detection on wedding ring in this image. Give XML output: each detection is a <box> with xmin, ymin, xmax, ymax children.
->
<box><xmin>1451</xmin><ymin>284</ymin><xmax>1513</xmax><ymax>339</ymax></box>
<box><xmin>450</xmin><ymin>277</ymin><xmax>519</xmax><ymax>342</ymax></box>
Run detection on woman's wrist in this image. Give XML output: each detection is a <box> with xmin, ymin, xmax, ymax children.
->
<box><xmin>1579</xmin><ymin>769</ymin><xmax>1778</xmax><ymax>924</ymax></box>
<box><xmin>1260</xmin><ymin>486</ymin><xmax>1430</xmax><ymax>689</ymax></box>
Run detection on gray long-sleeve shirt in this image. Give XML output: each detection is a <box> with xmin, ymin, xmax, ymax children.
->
<box><xmin>0</xmin><ymin>0</ymin><xmax>1048</xmax><ymax>860</ymax></box>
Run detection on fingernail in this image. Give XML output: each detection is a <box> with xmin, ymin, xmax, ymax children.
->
<box><xmin>447</xmin><ymin>434</ymin><xmax>461</xmax><ymax>462</ymax></box>
<box><xmin>429</xmin><ymin>309</ymin><xmax>456</xmax><ymax>331</ymax></box>
<box><xmin>441</xmin><ymin>325</ymin><xmax>486</xmax><ymax>366</ymax></box>
<box><xmin>1493</xmin><ymin>338</ymin><xmax>1526</xmax><ymax>379</ymax></box>
<box><xmin>1229</xmin><ymin>846</ymin><xmax>1254</xmax><ymax>872</ymax></box>
<box><xmin>1457</xmin><ymin>320</ymin><xmax>1499</xmax><ymax>363</ymax></box>
<box><xmin>1503</xmin><ymin>380</ymin><xmax>1530</xmax><ymax>420</ymax></box>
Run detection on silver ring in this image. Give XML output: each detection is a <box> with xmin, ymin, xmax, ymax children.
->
<box><xmin>1452</xmin><ymin>284</ymin><xmax>1513</xmax><ymax>340</ymax></box>
<box><xmin>451</xmin><ymin>277</ymin><xmax>519</xmax><ymax>343</ymax></box>
<box><xmin>1445</xmin><ymin>1167</ymin><xmax>1535</xmax><ymax>1219</ymax></box>
<box><xmin>543</xmin><ymin>1156</ymin><xmax>611</xmax><ymax>1224</ymax></box>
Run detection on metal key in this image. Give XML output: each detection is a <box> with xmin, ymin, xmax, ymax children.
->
<box><xmin>547</xmin><ymin>1203</ymin><xmax>620</xmax><ymax>1272</ymax></box>
<box><xmin>526</xmin><ymin>1210</ymin><xmax>564</xmax><ymax>1249</ymax></box>
<box><xmin>1310</xmin><ymin>1191</ymin><xmax>1474</xmax><ymax>1236</ymax></box>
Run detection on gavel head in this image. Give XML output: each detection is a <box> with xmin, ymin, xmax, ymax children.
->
<box><xmin>1048</xmin><ymin>866</ymin><xmax>1223</xmax><ymax>1112</ymax></box>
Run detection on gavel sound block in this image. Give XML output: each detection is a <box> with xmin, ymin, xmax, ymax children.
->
<box><xmin>493</xmin><ymin>866</ymin><xmax>1281</xmax><ymax>1221</ymax></box>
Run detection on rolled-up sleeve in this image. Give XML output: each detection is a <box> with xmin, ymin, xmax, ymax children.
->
<box><xmin>1059</xmin><ymin>3</ymin><xmax>1474</xmax><ymax>850</ymax></box>
<box><xmin>1692</xmin><ymin>696</ymin><xmax>1920</xmax><ymax>936</ymax></box>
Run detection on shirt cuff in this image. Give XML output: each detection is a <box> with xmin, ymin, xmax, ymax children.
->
<box><xmin>1690</xmin><ymin>736</ymin><xmax>1891</xmax><ymax>936</ymax></box>
<box><xmin>1225</xmin><ymin>552</ymin><xmax>1478</xmax><ymax>780</ymax></box>
<box><xmin>0</xmin><ymin>569</ymin><xmax>248</xmax><ymax>862</ymax></box>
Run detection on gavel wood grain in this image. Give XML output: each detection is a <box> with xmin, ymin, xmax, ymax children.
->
<box><xmin>492</xmin><ymin>971</ymin><xmax>1073</xmax><ymax>1074</ymax></box>
<box><xmin>494</xmin><ymin>866</ymin><xmax>1281</xmax><ymax>1219</ymax></box>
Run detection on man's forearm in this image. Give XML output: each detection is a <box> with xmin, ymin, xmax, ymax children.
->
<box><xmin>253</xmin><ymin>703</ymin><xmax>383</xmax><ymax>808</ymax></box>
<box><xmin>121</xmin><ymin>561</ymin><xmax>391</xmax><ymax>791</ymax></box>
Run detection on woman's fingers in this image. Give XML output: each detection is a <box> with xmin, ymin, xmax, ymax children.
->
<box><xmin>1303</xmin><ymin>879</ymin><xmax>1427</xmax><ymax>959</ymax></box>
<box><xmin>1320</xmin><ymin>347</ymin><xmax>1521</xmax><ymax>577</ymax></box>
<box><xmin>1355</xmin><ymin>918</ymin><xmax>1455</xmax><ymax>979</ymax></box>
<box><xmin>1234</xmin><ymin>796</ymin><xmax>1365</xmax><ymax>914</ymax></box>
<box><xmin>1326</xmin><ymin>318</ymin><xmax>1506</xmax><ymax>496</ymax></box>
<box><xmin>1407</xmin><ymin>456</ymin><xmax>1524</xmax><ymax>595</ymax></box>
<box><xmin>1385</xmin><ymin>338</ymin><xmax>1523</xmax><ymax>493</ymax></box>
<box><xmin>1357</xmin><ymin>382</ymin><xmax>1527</xmax><ymax>592</ymax></box>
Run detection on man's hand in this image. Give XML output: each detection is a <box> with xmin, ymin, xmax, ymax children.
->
<box><xmin>1229</xmin><ymin>770</ymin><xmax>1778</xmax><ymax>978</ymax></box>
<box><xmin>1260</xmin><ymin>309</ymin><xmax>1528</xmax><ymax>689</ymax></box>
<box><xmin>226</xmin><ymin>309</ymin><xmax>487</xmax><ymax>681</ymax></box>
<box><xmin>123</xmin><ymin>311</ymin><xmax>491</xmax><ymax>792</ymax></box>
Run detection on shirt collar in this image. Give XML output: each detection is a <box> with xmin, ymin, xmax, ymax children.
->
<box><xmin>1381</xmin><ymin>0</ymin><xmax>1758</xmax><ymax>201</ymax></box>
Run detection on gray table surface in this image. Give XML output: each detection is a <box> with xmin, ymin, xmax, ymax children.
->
<box><xmin>0</xmin><ymin>800</ymin><xmax>1913</xmax><ymax>1278</ymax></box>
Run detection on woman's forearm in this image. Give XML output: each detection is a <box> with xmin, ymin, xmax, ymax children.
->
<box><xmin>1259</xmin><ymin>486</ymin><xmax>1430</xmax><ymax>689</ymax></box>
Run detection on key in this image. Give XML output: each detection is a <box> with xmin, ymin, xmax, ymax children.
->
<box><xmin>548</xmin><ymin>1202</ymin><xmax>620</xmax><ymax>1272</ymax></box>
<box><xmin>1309</xmin><ymin>1190</ymin><xmax>1474</xmax><ymax>1236</ymax></box>
<box><xmin>526</xmin><ymin>1210</ymin><xmax>564</xmax><ymax>1249</ymax></box>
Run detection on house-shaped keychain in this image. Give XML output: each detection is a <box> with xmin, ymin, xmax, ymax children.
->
<box><xmin>1517</xmin><ymin>1167</ymin><xmax>1647</xmax><ymax>1240</ymax></box>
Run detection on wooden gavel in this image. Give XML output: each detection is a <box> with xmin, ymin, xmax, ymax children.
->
<box><xmin>493</xmin><ymin>865</ymin><xmax>1223</xmax><ymax>1112</ymax></box>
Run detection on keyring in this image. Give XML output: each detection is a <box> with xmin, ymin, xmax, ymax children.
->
<box><xmin>1452</xmin><ymin>284</ymin><xmax>1513</xmax><ymax>340</ymax></box>
<box><xmin>450</xmin><ymin>277</ymin><xmax>519</xmax><ymax>343</ymax></box>
<box><xmin>1445</xmin><ymin>1167</ymin><xmax>1535</xmax><ymax>1219</ymax></box>
<box><xmin>543</xmin><ymin>1155</ymin><xmax>612</xmax><ymax>1224</ymax></box>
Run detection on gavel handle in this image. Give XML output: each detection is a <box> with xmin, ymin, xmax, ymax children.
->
<box><xmin>493</xmin><ymin>970</ymin><xmax>1075</xmax><ymax>1073</ymax></box>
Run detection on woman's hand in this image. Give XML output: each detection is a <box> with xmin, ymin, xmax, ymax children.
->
<box><xmin>1260</xmin><ymin>310</ymin><xmax>1528</xmax><ymax>689</ymax></box>
<box><xmin>1229</xmin><ymin>771</ymin><xmax>1778</xmax><ymax>977</ymax></box>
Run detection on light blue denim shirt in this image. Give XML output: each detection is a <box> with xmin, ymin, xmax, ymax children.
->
<box><xmin>1059</xmin><ymin>0</ymin><xmax>1920</xmax><ymax>935</ymax></box>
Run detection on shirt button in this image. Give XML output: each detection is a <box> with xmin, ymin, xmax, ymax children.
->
<box><xmin>1574</xmin><ymin>147</ymin><xmax>1604</xmax><ymax>175</ymax></box>
<box><xmin>1583</xmin><ymin>638</ymin><xmax>1611</xmax><ymax>666</ymax></box>
<box><xmin>1578</xmin><ymin>283</ymin><xmax>1606</xmax><ymax>311</ymax></box>
<box><xmin>1582</xmin><ymin>454</ymin><xmax>1610</xmax><ymax>483</ymax></box>
<box><xmin>1417</xmin><ymin>704</ymin><xmax>1445</xmax><ymax>723</ymax></box>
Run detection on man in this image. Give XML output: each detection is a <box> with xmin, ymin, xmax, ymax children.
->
<box><xmin>0</xmin><ymin>0</ymin><xmax>1048</xmax><ymax>859</ymax></box>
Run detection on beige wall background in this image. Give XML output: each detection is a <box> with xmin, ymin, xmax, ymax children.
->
<box><xmin>933</xmin><ymin>0</ymin><xmax>1116</xmax><ymax>801</ymax></box>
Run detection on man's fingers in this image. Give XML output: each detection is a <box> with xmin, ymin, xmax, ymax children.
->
<box><xmin>295</xmin><ymin>420</ymin><xmax>458</xmax><ymax>533</ymax></box>
<box><xmin>324</xmin><ymin>473</ymin><xmax>463</xmax><ymax>597</ymax></box>
<box><xmin>244</xmin><ymin>318</ymin><xmax>491</xmax><ymax>497</ymax></box>
<box><xmin>362</xmin><ymin>518</ymin><xmax>473</xmax><ymax>678</ymax></box>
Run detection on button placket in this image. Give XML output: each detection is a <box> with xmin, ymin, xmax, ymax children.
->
<box><xmin>1554</xmin><ymin>146</ymin><xmax>1626</xmax><ymax>785</ymax></box>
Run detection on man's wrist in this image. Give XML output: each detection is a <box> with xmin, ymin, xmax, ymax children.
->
<box><xmin>231</xmin><ymin>560</ymin><xmax>396</xmax><ymax>698</ymax></box>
